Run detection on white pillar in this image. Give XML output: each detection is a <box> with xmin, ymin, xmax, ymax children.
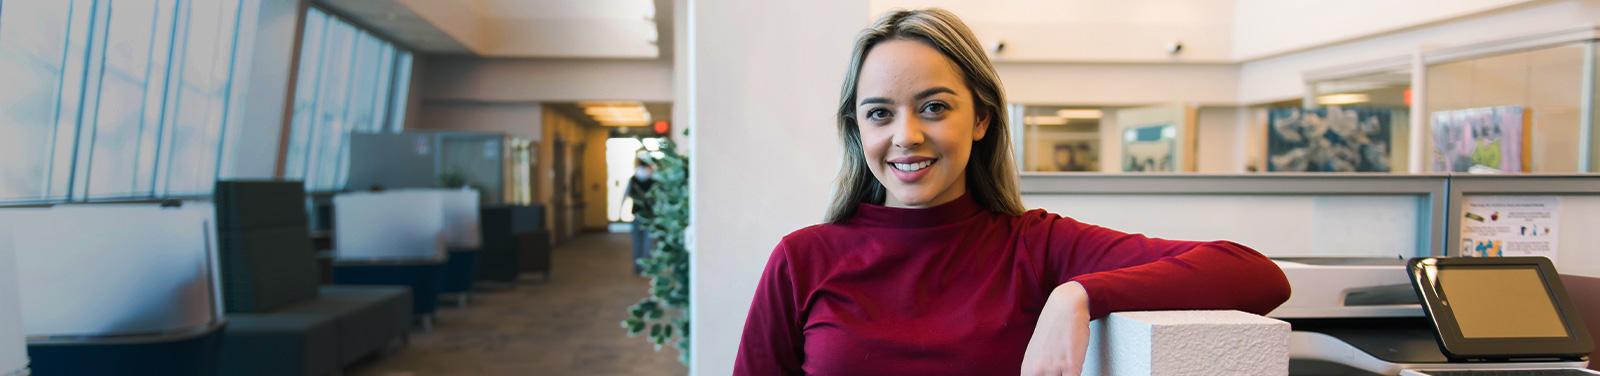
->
<box><xmin>1083</xmin><ymin>310</ymin><xmax>1290</xmax><ymax>376</ymax></box>
<box><xmin>684</xmin><ymin>0</ymin><xmax>866</xmax><ymax>375</ymax></box>
<box><xmin>0</xmin><ymin>227</ymin><xmax>29</xmax><ymax>375</ymax></box>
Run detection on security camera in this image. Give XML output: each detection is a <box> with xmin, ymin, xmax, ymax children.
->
<box><xmin>990</xmin><ymin>40</ymin><xmax>1007</xmax><ymax>54</ymax></box>
<box><xmin>1166</xmin><ymin>41</ymin><xmax>1184</xmax><ymax>55</ymax></box>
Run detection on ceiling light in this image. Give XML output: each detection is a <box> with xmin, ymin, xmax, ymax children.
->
<box><xmin>578</xmin><ymin>101</ymin><xmax>641</xmax><ymax>108</ymax></box>
<box><xmin>585</xmin><ymin>107</ymin><xmax>648</xmax><ymax>116</ymax></box>
<box><xmin>599</xmin><ymin>119</ymin><xmax>649</xmax><ymax>127</ymax></box>
<box><xmin>1316</xmin><ymin>93</ymin><xmax>1369</xmax><ymax>106</ymax></box>
<box><xmin>1054</xmin><ymin>109</ymin><xmax>1102</xmax><ymax>119</ymax></box>
<box><xmin>1024</xmin><ymin>115</ymin><xmax>1068</xmax><ymax>126</ymax></box>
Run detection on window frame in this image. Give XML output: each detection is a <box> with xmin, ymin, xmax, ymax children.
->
<box><xmin>282</xmin><ymin>3</ymin><xmax>416</xmax><ymax>194</ymax></box>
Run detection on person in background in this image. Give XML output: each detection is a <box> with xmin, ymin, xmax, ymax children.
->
<box><xmin>733</xmin><ymin>8</ymin><xmax>1290</xmax><ymax>376</ymax></box>
<box><xmin>625</xmin><ymin>155</ymin><xmax>655</xmax><ymax>275</ymax></box>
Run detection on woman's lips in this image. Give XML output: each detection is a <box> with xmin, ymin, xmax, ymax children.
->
<box><xmin>889</xmin><ymin>158</ymin><xmax>935</xmax><ymax>183</ymax></box>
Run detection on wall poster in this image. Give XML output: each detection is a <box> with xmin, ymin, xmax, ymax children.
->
<box><xmin>1458</xmin><ymin>195</ymin><xmax>1560</xmax><ymax>262</ymax></box>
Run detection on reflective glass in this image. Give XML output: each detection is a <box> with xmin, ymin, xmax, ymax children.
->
<box><xmin>0</xmin><ymin>0</ymin><xmax>73</xmax><ymax>201</ymax></box>
<box><xmin>285</xmin><ymin>7</ymin><xmax>413</xmax><ymax>191</ymax></box>
<box><xmin>0</xmin><ymin>0</ymin><xmax>245</xmax><ymax>203</ymax></box>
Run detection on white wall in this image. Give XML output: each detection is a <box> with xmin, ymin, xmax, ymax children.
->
<box><xmin>1556</xmin><ymin>196</ymin><xmax>1600</xmax><ymax>278</ymax></box>
<box><xmin>419</xmin><ymin>57</ymin><xmax>673</xmax><ymax>102</ymax></box>
<box><xmin>1232</xmin><ymin>0</ymin><xmax>1532</xmax><ymax>60</ymax></box>
<box><xmin>222</xmin><ymin>0</ymin><xmax>302</xmax><ymax>179</ymax></box>
<box><xmin>686</xmin><ymin>0</ymin><xmax>865</xmax><ymax>374</ymax></box>
<box><xmin>670</xmin><ymin>0</ymin><xmax>690</xmax><ymax>152</ymax></box>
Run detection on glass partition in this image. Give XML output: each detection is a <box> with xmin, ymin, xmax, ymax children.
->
<box><xmin>1016</xmin><ymin>105</ymin><xmax>1107</xmax><ymax>172</ymax></box>
<box><xmin>333</xmin><ymin>190</ymin><xmax>448</xmax><ymax>261</ymax></box>
<box><xmin>1425</xmin><ymin>42</ymin><xmax>1590</xmax><ymax>173</ymax></box>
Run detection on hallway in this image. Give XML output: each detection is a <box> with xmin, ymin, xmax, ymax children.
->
<box><xmin>350</xmin><ymin>233</ymin><xmax>687</xmax><ymax>376</ymax></box>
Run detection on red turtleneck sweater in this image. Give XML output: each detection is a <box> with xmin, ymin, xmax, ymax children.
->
<box><xmin>732</xmin><ymin>194</ymin><xmax>1290</xmax><ymax>375</ymax></box>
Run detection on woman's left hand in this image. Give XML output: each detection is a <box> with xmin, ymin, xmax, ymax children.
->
<box><xmin>1021</xmin><ymin>281</ymin><xmax>1092</xmax><ymax>376</ymax></box>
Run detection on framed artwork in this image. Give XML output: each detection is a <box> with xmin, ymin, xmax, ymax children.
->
<box><xmin>1430</xmin><ymin>106</ymin><xmax>1530</xmax><ymax>173</ymax></box>
<box><xmin>1115</xmin><ymin>104</ymin><xmax>1196</xmax><ymax>172</ymax></box>
<box><xmin>1122</xmin><ymin>123</ymin><xmax>1176</xmax><ymax>172</ymax></box>
<box><xmin>1050</xmin><ymin>140</ymin><xmax>1098</xmax><ymax>172</ymax></box>
<box><xmin>1266</xmin><ymin>107</ymin><xmax>1393</xmax><ymax>172</ymax></box>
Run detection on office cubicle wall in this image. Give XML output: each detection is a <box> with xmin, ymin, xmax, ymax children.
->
<box><xmin>334</xmin><ymin>190</ymin><xmax>448</xmax><ymax>261</ymax></box>
<box><xmin>1021</xmin><ymin>173</ymin><xmax>1600</xmax><ymax>368</ymax></box>
<box><xmin>441</xmin><ymin>189</ymin><xmax>482</xmax><ymax>249</ymax></box>
<box><xmin>1022</xmin><ymin>174</ymin><xmax>1600</xmax><ymax>262</ymax></box>
<box><xmin>1020</xmin><ymin>174</ymin><xmax>1447</xmax><ymax>258</ymax></box>
<box><xmin>0</xmin><ymin>203</ymin><xmax>221</xmax><ymax>341</ymax></box>
<box><xmin>348</xmin><ymin>132</ymin><xmax>509</xmax><ymax>205</ymax></box>
<box><xmin>1443</xmin><ymin>175</ymin><xmax>1600</xmax><ymax>276</ymax></box>
<box><xmin>346</xmin><ymin>133</ymin><xmax>439</xmax><ymax>191</ymax></box>
<box><xmin>0</xmin><ymin>228</ymin><xmax>27</xmax><ymax>374</ymax></box>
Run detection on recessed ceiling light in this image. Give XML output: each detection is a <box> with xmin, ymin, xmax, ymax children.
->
<box><xmin>1055</xmin><ymin>109</ymin><xmax>1102</xmax><ymax>119</ymax></box>
<box><xmin>1024</xmin><ymin>115</ymin><xmax>1068</xmax><ymax>126</ymax></box>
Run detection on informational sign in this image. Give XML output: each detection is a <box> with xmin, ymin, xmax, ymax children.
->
<box><xmin>1459</xmin><ymin>196</ymin><xmax>1560</xmax><ymax>262</ymax></box>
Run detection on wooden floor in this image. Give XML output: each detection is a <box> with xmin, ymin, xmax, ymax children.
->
<box><xmin>349</xmin><ymin>232</ymin><xmax>688</xmax><ymax>376</ymax></box>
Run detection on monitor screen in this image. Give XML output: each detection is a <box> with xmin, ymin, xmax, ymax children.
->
<box><xmin>1438</xmin><ymin>266</ymin><xmax>1568</xmax><ymax>339</ymax></box>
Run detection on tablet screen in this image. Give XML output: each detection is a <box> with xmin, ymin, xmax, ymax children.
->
<box><xmin>1438</xmin><ymin>266</ymin><xmax>1568</xmax><ymax>338</ymax></box>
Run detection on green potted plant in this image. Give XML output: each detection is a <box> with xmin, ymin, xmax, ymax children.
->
<box><xmin>622</xmin><ymin>140</ymin><xmax>690</xmax><ymax>363</ymax></box>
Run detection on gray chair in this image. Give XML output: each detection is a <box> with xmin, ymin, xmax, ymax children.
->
<box><xmin>214</xmin><ymin>180</ymin><xmax>413</xmax><ymax>376</ymax></box>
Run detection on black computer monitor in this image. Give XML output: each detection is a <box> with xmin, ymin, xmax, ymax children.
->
<box><xmin>1408</xmin><ymin>257</ymin><xmax>1594</xmax><ymax>361</ymax></box>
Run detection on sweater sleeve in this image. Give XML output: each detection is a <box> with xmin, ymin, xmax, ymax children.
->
<box><xmin>1042</xmin><ymin>214</ymin><xmax>1290</xmax><ymax>319</ymax></box>
<box><xmin>733</xmin><ymin>242</ymin><xmax>805</xmax><ymax>375</ymax></box>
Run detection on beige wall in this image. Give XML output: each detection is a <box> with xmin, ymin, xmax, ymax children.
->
<box><xmin>419</xmin><ymin>57</ymin><xmax>673</xmax><ymax>103</ymax></box>
<box><xmin>871</xmin><ymin>0</ymin><xmax>1238</xmax><ymax>63</ymax></box>
<box><xmin>416</xmin><ymin>102</ymin><xmax>542</xmax><ymax>140</ymax></box>
<box><xmin>1239</xmin><ymin>0</ymin><xmax>1600</xmax><ymax>104</ymax></box>
<box><xmin>538</xmin><ymin>108</ymin><xmax>591</xmax><ymax>240</ymax></box>
<box><xmin>1232</xmin><ymin>0</ymin><xmax>1533</xmax><ymax>60</ymax></box>
<box><xmin>998</xmin><ymin>63</ymin><xmax>1240</xmax><ymax>106</ymax></box>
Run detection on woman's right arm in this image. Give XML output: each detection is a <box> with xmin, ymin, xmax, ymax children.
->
<box><xmin>733</xmin><ymin>242</ymin><xmax>805</xmax><ymax>375</ymax></box>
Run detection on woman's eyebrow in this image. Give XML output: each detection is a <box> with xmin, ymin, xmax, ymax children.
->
<box><xmin>914</xmin><ymin>86</ymin><xmax>956</xmax><ymax>100</ymax></box>
<box><xmin>859</xmin><ymin>87</ymin><xmax>957</xmax><ymax>106</ymax></box>
<box><xmin>860</xmin><ymin>97</ymin><xmax>893</xmax><ymax>106</ymax></box>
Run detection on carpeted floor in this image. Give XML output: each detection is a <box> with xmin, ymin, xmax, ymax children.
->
<box><xmin>349</xmin><ymin>232</ymin><xmax>688</xmax><ymax>376</ymax></box>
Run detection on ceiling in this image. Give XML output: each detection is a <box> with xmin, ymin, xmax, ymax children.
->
<box><xmin>315</xmin><ymin>0</ymin><xmax>668</xmax><ymax>59</ymax></box>
<box><xmin>315</xmin><ymin>0</ymin><xmax>473</xmax><ymax>53</ymax></box>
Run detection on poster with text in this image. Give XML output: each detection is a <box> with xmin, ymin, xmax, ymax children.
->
<box><xmin>1458</xmin><ymin>196</ymin><xmax>1560</xmax><ymax>262</ymax></box>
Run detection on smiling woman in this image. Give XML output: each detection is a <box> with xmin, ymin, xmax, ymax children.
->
<box><xmin>733</xmin><ymin>8</ymin><xmax>1291</xmax><ymax>376</ymax></box>
<box><xmin>827</xmin><ymin>9</ymin><xmax>1023</xmax><ymax>222</ymax></box>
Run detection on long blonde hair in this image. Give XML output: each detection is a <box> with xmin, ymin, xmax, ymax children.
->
<box><xmin>826</xmin><ymin>8</ymin><xmax>1025</xmax><ymax>223</ymax></box>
